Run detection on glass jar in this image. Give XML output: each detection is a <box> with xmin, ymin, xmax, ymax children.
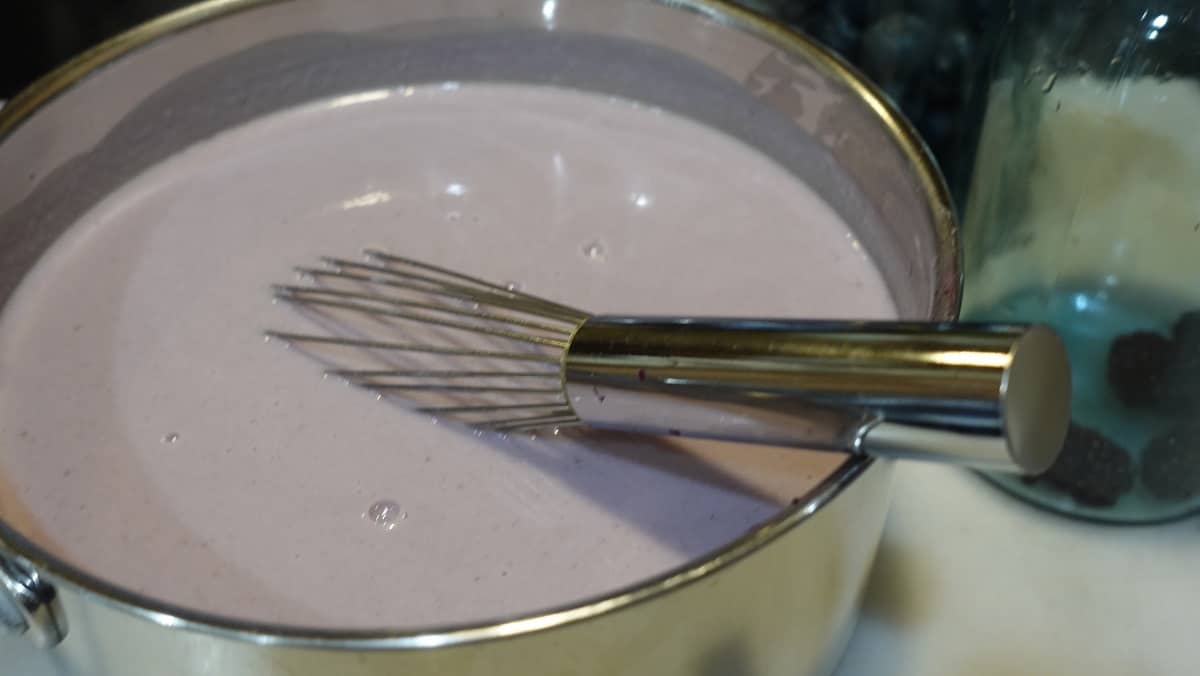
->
<box><xmin>961</xmin><ymin>0</ymin><xmax>1200</xmax><ymax>522</ymax></box>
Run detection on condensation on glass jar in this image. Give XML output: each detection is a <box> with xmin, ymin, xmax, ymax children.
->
<box><xmin>961</xmin><ymin>2</ymin><xmax>1200</xmax><ymax>522</ymax></box>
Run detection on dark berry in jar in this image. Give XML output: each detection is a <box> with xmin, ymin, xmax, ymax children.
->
<box><xmin>1165</xmin><ymin>310</ymin><xmax>1200</xmax><ymax>413</ymax></box>
<box><xmin>1042</xmin><ymin>423</ymin><xmax>1134</xmax><ymax>508</ymax></box>
<box><xmin>1141</xmin><ymin>426</ymin><xmax>1200</xmax><ymax>502</ymax></box>
<box><xmin>1106</xmin><ymin>330</ymin><xmax>1174</xmax><ymax>408</ymax></box>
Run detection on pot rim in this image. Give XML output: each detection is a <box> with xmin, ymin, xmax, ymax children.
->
<box><xmin>0</xmin><ymin>0</ymin><xmax>959</xmax><ymax>650</ymax></box>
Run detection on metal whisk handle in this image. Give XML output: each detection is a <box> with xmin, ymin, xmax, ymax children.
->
<box><xmin>562</xmin><ymin>318</ymin><xmax>1071</xmax><ymax>474</ymax></box>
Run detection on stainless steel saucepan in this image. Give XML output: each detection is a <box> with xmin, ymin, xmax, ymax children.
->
<box><xmin>0</xmin><ymin>1</ymin><xmax>959</xmax><ymax>674</ymax></box>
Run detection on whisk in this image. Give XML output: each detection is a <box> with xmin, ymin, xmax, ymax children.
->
<box><xmin>266</xmin><ymin>249</ymin><xmax>1071</xmax><ymax>474</ymax></box>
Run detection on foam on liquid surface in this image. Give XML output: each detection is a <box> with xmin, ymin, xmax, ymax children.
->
<box><xmin>0</xmin><ymin>83</ymin><xmax>895</xmax><ymax>628</ymax></box>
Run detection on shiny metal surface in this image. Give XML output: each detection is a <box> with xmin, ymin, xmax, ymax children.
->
<box><xmin>0</xmin><ymin>0</ymin><xmax>957</xmax><ymax>673</ymax></box>
<box><xmin>565</xmin><ymin>318</ymin><xmax>1069</xmax><ymax>474</ymax></box>
<box><xmin>0</xmin><ymin>554</ymin><xmax>67</xmax><ymax>647</ymax></box>
<box><xmin>1</xmin><ymin>461</ymin><xmax>893</xmax><ymax>675</ymax></box>
<box><xmin>273</xmin><ymin>252</ymin><xmax>1068</xmax><ymax>474</ymax></box>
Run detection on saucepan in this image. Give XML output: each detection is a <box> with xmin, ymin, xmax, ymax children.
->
<box><xmin>0</xmin><ymin>1</ymin><xmax>957</xmax><ymax>674</ymax></box>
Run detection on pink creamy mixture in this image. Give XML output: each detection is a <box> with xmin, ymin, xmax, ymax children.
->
<box><xmin>0</xmin><ymin>83</ymin><xmax>895</xmax><ymax>628</ymax></box>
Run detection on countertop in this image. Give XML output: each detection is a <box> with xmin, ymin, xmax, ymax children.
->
<box><xmin>832</xmin><ymin>463</ymin><xmax>1199</xmax><ymax>676</ymax></box>
<box><xmin>5</xmin><ymin>462</ymin><xmax>1198</xmax><ymax>675</ymax></box>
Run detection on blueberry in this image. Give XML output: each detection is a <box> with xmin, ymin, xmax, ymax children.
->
<box><xmin>918</xmin><ymin>110</ymin><xmax>957</xmax><ymax>158</ymax></box>
<box><xmin>1174</xmin><ymin>310</ymin><xmax>1200</xmax><ymax>344</ymax></box>
<box><xmin>1040</xmin><ymin>423</ymin><xmax>1134</xmax><ymax>508</ymax></box>
<box><xmin>965</xmin><ymin>0</ymin><xmax>1008</xmax><ymax>30</ymax></box>
<box><xmin>858</xmin><ymin>12</ymin><xmax>940</xmax><ymax>117</ymax></box>
<box><xmin>860</xmin><ymin>13</ymin><xmax>938</xmax><ymax>83</ymax></box>
<box><xmin>813</xmin><ymin>7</ymin><xmax>863</xmax><ymax>56</ymax></box>
<box><xmin>907</xmin><ymin>0</ymin><xmax>963</xmax><ymax>26</ymax></box>
<box><xmin>1165</xmin><ymin>310</ymin><xmax>1200</xmax><ymax>413</ymax></box>
<box><xmin>828</xmin><ymin>0</ymin><xmax>877</xmax><ymax>31</ymax></box>
<box><xmin>1106</xmin><ymin>330</ymin><xmax>1174</xmax><ymax>408</ymax></box>
<box><xmin>929</xmin><ymin>28</ymin><xmax>972</xmax><ymax>97</ymax></box>
<box><xmin>1141</xmin><ymin>426</ymin><xmax>1200</xmax><ymax>502</ymax></box>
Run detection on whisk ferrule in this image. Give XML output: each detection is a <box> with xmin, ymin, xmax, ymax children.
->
<box><xmin>561</xmin><ymin>317</ymin><xmax>1070</xmax><ymax>474</ymax></box>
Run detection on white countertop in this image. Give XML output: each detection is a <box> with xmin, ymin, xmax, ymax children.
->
<box><xmin>6</xmin><ymin>462</ymin><xmax>1198</xmax><ymax>675</ymax></box>
<box><xmin>833</xmin><ymin>463</ymin><xmax>1199</xmax><ymax>676</ymax></box>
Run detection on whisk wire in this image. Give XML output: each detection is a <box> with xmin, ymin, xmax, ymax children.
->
<box><xmin>414</xmin><ymin>402</ymin><xmax>571</xmax><ymax>415</ymax></box>
<box><xmin>275</xmin><ymin>285</ymin><xmax>575</xmax><ymax>337</ymax></box>
<box><xmin>365</xmin><ymin>384</ymin><xmax>564</xmax><ymax>394</ymax></box>
<box><xmin>262</xmin><ymin>332</ymin><xmax>563</xmax><ymax>363</ymax></box>
<box><xmin>269</xmin><ymin>249</ymin><xmax>589</xmax><ymax>430</ymax></box>
<box><xmin>488</xmin><ymin>414</ymin><xmax>583</xmax><ymax>433</ymax></box>
<box><xmin>295</xmin><ymin>266</ymin><xmax>583</xmax><ymax>326</ymax></box>
<box><xmin>319</xmin><ymin>255</ymin><xmax>588</xmax><ymax>324</ymax></box>
<box><xmin>274</xmin><ymin>288</ymin><xmax>572</xmax><ymax>348</ymax></box>
<box><xmin>325</xmin><ymin>369</ymin><xmax>561</xmax><ymax>380</ymax></box>
<box><xmin>362</xmin><ymin>249</ymin><xmax>588</xmax><ymax>321</ymax></box>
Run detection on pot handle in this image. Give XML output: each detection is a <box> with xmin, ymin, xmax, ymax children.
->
<box><xmin>0</xmin><ymin>554</ymin><xmax>67</xmax><ymax>647</ymax></box>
